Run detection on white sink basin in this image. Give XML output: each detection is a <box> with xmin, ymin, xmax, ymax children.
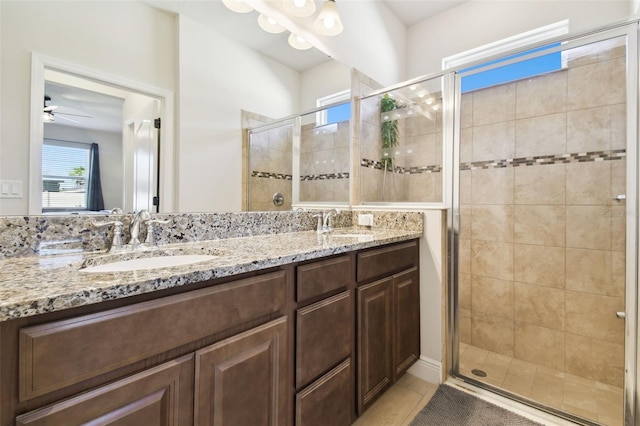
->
<box><xmin>80</xmin><ymin>254</ymin><xmax>217</xmax><ymax>273</ymax></box>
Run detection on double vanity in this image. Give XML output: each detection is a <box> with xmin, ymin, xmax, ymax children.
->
<box><xmin>0</xmin><ymin>210</ymin><xmax>423</xmax><ymax>425</ymax></box>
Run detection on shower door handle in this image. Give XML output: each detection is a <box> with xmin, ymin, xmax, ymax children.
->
<box><xmin>614</xmin><ymin>194</ymin><xmax>626</xmax><ymax>201</ymax></box>
<box><xmin>616</xmin><ymin>311</ymin><xmax>626</xmax><ymax>319</ymax></box>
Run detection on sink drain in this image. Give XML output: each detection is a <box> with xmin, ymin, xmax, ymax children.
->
<box><xmin>471</xmin><ymin>369</ymin><xmax>487</xmax><ymax>377</ymax></box>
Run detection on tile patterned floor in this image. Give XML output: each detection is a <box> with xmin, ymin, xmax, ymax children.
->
<box><xmin>459</xmin><ymin>343</ymin><xmax>624</xmax><ymax>426</ymax></box>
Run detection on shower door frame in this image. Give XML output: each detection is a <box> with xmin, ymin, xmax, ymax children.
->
<box><xmin>446</xmin><ymin>21</ymin><xmax>639</xmax><ymax>425</ymax></box>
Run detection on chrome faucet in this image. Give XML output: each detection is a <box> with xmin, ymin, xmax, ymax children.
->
<box><xmin>321</xmin><ymin>209</ymin><xmax>340</xmax><ymax>234</ymax></box>
<box><xmin>128</xmin><ymin>209</ymin><xmax>151</xmax><ymax>245</ymax></box>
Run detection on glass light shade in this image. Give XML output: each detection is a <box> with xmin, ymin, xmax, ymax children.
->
<box><xmin>282</xmin><ymin>0</ymin><xmax>316</xmax><ymax>17</ymax></box>
<box><xmin>288</xmin><ymin>33</ymin><xmax>312</xmax><ymax>50</ymax></box>
<box><xmin>222</xmin><ymin>0</ymin><xmax>253</xmax><ymax>14</ymax></box>
<box><xmin>313</xmin><ymin>0</ymin><xmax>343</xmax><ymax>36</ymax></box>
<box><xmin>258</xmin><ymin>14</ymin><xmax>286</xmax><ymax>33</ymax></box>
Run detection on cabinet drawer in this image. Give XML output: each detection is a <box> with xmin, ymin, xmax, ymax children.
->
<box><xmin>296</xmin><ymin>255</ymin><xmax>351</xmax><ymax>303</ymax></box>
<box><xmin>295</xmin><ymin>359</ymin><xmax>352</xmax><ymax>426</ymax></box>
<box><xmin>19</xmin><ymin>270</ymin><xmax>287</xmax><ymax>401</ymax></box>
<box><xmin>16</xmin><ymin>354</ymin><xmax>194</xmax><ymax>426</ymax></box>
<box><xmin>357</xmin><ymin>240</ymin><xmax>418</xmax><ymax>283</ymax></box>
<box><xmin>296</xmin><ymin>291</ymin><xmax>352</xmax><ymax>389</ymax></box>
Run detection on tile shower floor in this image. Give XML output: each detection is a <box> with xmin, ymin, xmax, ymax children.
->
<box><xmin>459</xmin><ymin>343</ymin><xmax>624</xmax><ymax>425</ymax></box>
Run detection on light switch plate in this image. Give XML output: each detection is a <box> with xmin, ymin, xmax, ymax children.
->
<box><xmin>358</xmin><ymin>214</ymin><xmax>374</xmax><ymax>226</ymax></box>
<box><xmin>0</xmin><ymin>180</ymin><xmax>23</xmax><ymax>198</ymax></box>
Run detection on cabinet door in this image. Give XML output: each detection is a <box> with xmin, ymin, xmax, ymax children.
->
<box><xmin>295</xmin><ymin>359</ymin><xmax>352</xmax><ymax>426</ymax></box>
<box><xmin>194</xmin><ymin>317</ymin><xmax>288</xmax><ymax>426</ymax></box>
<box><xmin>356</xmin><ymin>277</ymin><xmax>392</xmax><ymax>414</ymax></box>
<box><xmin>16</xmin><ymin>354</ymin><xmax>194</xmax><ymax>426</ymax></box>
<box><xmin>392</xmin><ymin>267</ymin><xmax>420</xmax><ymax>381</ymax></box>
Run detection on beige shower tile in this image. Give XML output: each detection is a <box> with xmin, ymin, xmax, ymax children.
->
<box><xmin>473</xmin><ymin>82</ymin><xmax>516</xmax><ymax>126</ymax></box>
<box><xmin>460</xmin><ymin>170</ymin><xmax>471</xmax><ymax>205</ymax></box>
<box><xmin>514</xmin><ymin>322</ymin><xmax>565</xmax><ymax>372</ymax></box>
<box><xmin>568</xmin><ymin>57</ymin><xmax>626</xmax><ymax>110</ymax></box>
<box><xmin>471</xmin><ymin>312</ymin><xmax>514</xmax><ymax>358</ymax></box>
<box><xmin>514</xmin><ymin>163</ymin><xmax>565</xmax><ymax>205</ymax></box>
<box><xmin>459</xmin><ymin>273</ymin><xmax>471</xmax><ymax>310</ymax></box>
<box><xmin>360</xmin><ymin>166</ymin><xmax>382</xmax><ymax>202</ymax></box>
<box><xmin>598</xmin><ymin>44</ymin><xmax>626</xmax><ymax>61</ymax></box>
<box><xmin>565</xmin><ymin>333</ymin><xmax>624</xmax><ymax>387</ymax></box>
<box><xmin>406</xmin><ymin>114</ymin><xmax>437</xmax><ymax>137</ymax></box>
<box><xmin>471</xmin><ymin>240</ymin><xmax>514</xmax><ymax>281</ymax></box>
<box><xmin>514</xmin><ymin>205</ymin><xmax>565</xmax><ymax>247</ymax></box>
<box><xmin>608</xmin><ymin>205</ymin><xmax>626</xmax><ymax>253</ymax></box>
<box><xmin>268</xmin><ymin>126</ymin><xmax>292</xmax><ymax>151</ymax></box>
<box><xmin>459</xmin><ymin>127</ymin><xmax>472</xmax><ymax>164</ymax></box>
<box><xmin>611</xmin><ymin>103</ymin><xmax>627</xmax><ymax>150</ymax></box>
<box><xmin>471</xmin><ymin>205</ymin><xmax>514</xmax><ymax>243</ymax></box>
<box><xmin>565</xmin><ymin>291</ymin><xmax>624</xmax><ymax>344</ymax></box>
<box><xmin>459</xmin><ymin>238</ymin><xmax>471</xmax><ymax>275</ymax></box>
<box><xmin>471</xmin><ymin>168</ymin><xmax>514</xmax><ymax>205</ymax></box>
<box><xmin>597</xmin><ymin>386</ymin><xmax>624</xmax><ymax>426</ymax></box>
<box><xmin>460</xmin><ymin>308</ymin><xmax>472</xmax><ymax>345</ymax></box>
<box><xmin>472</xmin><ymin>121</ymin><xmax>516</xmax><ymax>162</ymax></box>
<box><xmin>516</xmin><ymin>71</ymin><xmax>567</xmax><ymax>119</ymax></box>
<box><xmin>514</xmin><ymin>283</ymin><xmax>565</xmax><ymax>330</ymax></box>
<box><xmin>404</xmin><ymin>134</ymin><xmax>437</xmax><ymax>167</ymax></box>
<box><xmin>565</xmin><ymin>248</ymin><xmax>624</xmax><ymax>297</ymax></box>
<box><xmin>459</xmin><ymin>205</ymin><xmax>471</xmax><ymax>240</ymax></box>
<box><xmin>406</xmin><ymin>173</ymin><xmax>440</xmax><ymax>203</ymax></box>
<box><xmin>514</xmin><ymin>244</ymin><xmax>565</xmax><ymax>288</ymax></box>
<box><xmin>611</xmin><ymin>157</ymin><xmax>626</xmax><ymax>207</ymax></box>
<box><xmin>567</xmin><ymin>106</ymin><xmax>611</xmax><ymax>153</ymax></box>
<box><xmin>515</xmin><ymin>113</ymin><xmax>567</xmax><ymax>158</ymax></box>
<box><xmin>460</xmin><ymin>92</ymin><xmax>473</xmax><ymax>128</ymax></box>
<box><xmin>566</xmin><ymin>205</ymin><xmax>611</xmax><ymax>250</ymax></box>
<box><xmin>471</xmin><ymin>276</ymin><xmax>513</xmax><ymax>319</ymax></box>
<box><xmin>502</xmin><ymin>362</ymin><xmax>534</xmax><ymax>398</ymax></box>
<box><xmin>460</xmin><ymin>342</ymin><xmax>489</xmax><ymax>366</ymax></box>
<box><xmin>566</xmin><ymin>161</ymin><xmax>611</xmax><ymax>205</ymax></box>
<box><xmin>481</xmin><ymin>352</ymin><xmax>512</xmax><ymax>386</ymax></box>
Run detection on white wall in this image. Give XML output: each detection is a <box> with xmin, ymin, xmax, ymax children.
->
<box><xmin>0</xmin><ymin>1</ymin><xmax>176</xmax><ymax>215</ymax></box>
<box><xmin>300</xmin><ymin>60</ymin><xmax>351</xmax><ymax>112</ymax></box>
<box><xmin>407</xmin><ymin>0</ymin><xmax>632</xmax><ymax>78</ymax></box>
<box><xmin>177</xmin><ymin>15</ymin><xmax>300</xmax><ymax>212</ymax></box>
<box><xmin>43</xmin><ymin>125</ymin><xmax>124</xmax><ymax>210</ymax></box>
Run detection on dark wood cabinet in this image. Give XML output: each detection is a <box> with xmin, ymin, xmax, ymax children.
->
<box><xmin>356</xmin><ymin>241</ymin><xmax>420</xmax><ymax>415</ymax></box>
<box><xmin>195</xmin><ymin>318</ymin><xmax>288</xmax><ymax>426</ymax></box>
<box><xmin>357</xmin><ymin>277</ymin><xmax>393</xmax><ymax>414</ymax></box>
<box><xmin>16</xmin><ymin>354</ymin><xmax>194</xmax><ymax>426</ymax></box>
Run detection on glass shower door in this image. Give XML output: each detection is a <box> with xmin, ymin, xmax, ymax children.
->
<box><xmin>452</xmin><ymin>28</ymin><xmax>635</xmax><ymax>426</ymax></box>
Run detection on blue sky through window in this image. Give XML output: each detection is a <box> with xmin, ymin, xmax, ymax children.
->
<box><xmin>326</xmin><ymin>102</ymin><xmax>351</xmax><ymax>124</ymax></box>
<box><xmin>460</xmin><ymin>43</ymin><xmax>562</xmax><ymax>93</ymax></box>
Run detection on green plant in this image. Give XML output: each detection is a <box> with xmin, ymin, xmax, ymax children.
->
<box><xmin>380</xmin><ymin>94</ymin><xmax>398</xmax><ymax>171</ymax></box>
<box><xmin>69</xmin><ymin>166</ymin><xmax>85</xmax><ymax>177</ymax></box>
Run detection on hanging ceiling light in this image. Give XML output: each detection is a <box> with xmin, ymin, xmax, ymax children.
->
<box><xmin>282</xmin><ymin>0</ymin><xmax>316</xmax><ymax>18</ymax></box>
<box><xmin>258</xmin><ymin>14</ymin><xmax>286</xmax><ymax>34</ymax></box>
<box><xmin>314</xmin><ymin>0</ymin><xmax>343</xmax><ymax>36</ymax></box>
<box><xmin>288</xmin><ymin>33</ymin><xmax>312</xmax><ymax>50</ymax></box>
<box><xmin>222</xmin><ymin>0</ymin><xmax>253</xmax><ymax>14</ymax></box>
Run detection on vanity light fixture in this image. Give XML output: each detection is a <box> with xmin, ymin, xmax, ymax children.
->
<box><xmin>283</xmin><ymin>0</ymin><xmax>316</xmax><ymax>17</ymax></box>
<box><xmin>314</xmin><ymin>0</ymin><xmax>343</xmax><ymax>36</ymax></box>
<box><xmin>288</xmin><ymin>33</ymin><xmax>313</xmax><ymax>50</ymax></box>
<box><xmin>222</xmin><ymin>0</ymin><xmax>253</xmax><ymax>14</ymax></box>
<box><xmin>258</xmin><ymin>14</ymin><xmax>286</xmax><ymax>33</ymax></box>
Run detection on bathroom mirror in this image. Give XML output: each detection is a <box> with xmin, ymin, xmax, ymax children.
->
<box><xmin>0</xmin><ymin>1</ymin><xmax>349</xmax><ymax>215</ymax></box>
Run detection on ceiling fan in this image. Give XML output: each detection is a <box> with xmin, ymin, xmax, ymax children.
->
<box><xmin>43</xmin><ymin>95</ymin><xmax>92</xmax><ymax>124</ymax></box>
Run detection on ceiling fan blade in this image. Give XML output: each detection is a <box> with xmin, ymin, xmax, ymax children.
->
<box><xmin>56</xmin><ymin>112</ymin><xmax>92</xmax><ymax>119</ymax></box>
<box><xmin>43</xmin><ymin>105</ymin><xmax>58</xmax><ymax>112</ymax></box>
<box><xmin>56</xmin><ymin>114</ymin><xmax>80</xmax><ymax>124</ymax></box>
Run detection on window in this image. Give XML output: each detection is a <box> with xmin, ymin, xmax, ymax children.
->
<box><xmin>443</xmin><ymin>20</ymin><xmax>568</xmax><ymax>93</ymax></box>
<box><xmin>42</xmin><ymin>140</ymin><xmax>90</xmax><ymax>211</ymax></box>
<box><xmin>316</xmin><ymin>89</ymin><xmax>351</xmax><ymax>126</ymax></box>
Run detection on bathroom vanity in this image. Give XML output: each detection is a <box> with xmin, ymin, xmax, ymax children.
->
<box><xmin>0</xmin><ymin>225</ymin><xmax>421</xmax><ymax>426</ymax></box>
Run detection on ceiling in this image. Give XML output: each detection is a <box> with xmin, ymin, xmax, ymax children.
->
<box><xmin>46</xmin><ymin>0</ymin><xmax>467</xmax><ymax>133</ymax></box>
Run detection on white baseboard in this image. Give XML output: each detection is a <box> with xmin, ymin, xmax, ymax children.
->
<box><xmin>407</xmin><ymin>355</ymin><xmax>442</xmax><ymax>384</ymax></box>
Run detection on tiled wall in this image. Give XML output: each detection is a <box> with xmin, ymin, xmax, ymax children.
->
<box><xmin>248</xmin><ymin>124</ymin><xmax>293</xmax><ymax>211</ymax></box>
<box><xmin>458</xmin><ymin>41</ymin><xmax>627</xmax><ymax>387</ymax></box>
<box><xmin>299</xmin><ymin>120</ymin><xmax>350</xmax><ymax>203</ymax></box>
<box><xmin>359</xmin><ymin>92</ymin><xmax>443</xmax><ymax>203</ymax></box>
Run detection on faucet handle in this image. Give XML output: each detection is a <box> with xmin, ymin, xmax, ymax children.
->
<box><xmin>144</xmin><ymin>219</ymin><xmax>171</xmax><ymax>245</ymax></box>
<box><xmin>312</xmin><ymin>213</ymin><xmax>323</xmax><ymax>233</ymax></box>
<box><xmin>92</xmin><ymin>220</ymin><xmax>124</xmax><ymax>250</ymax></box>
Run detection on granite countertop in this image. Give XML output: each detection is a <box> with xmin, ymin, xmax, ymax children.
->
<box><xmin>0</xmin><ymin>227</ymin><xmax>422</xmax><ymax>322</ymax></box>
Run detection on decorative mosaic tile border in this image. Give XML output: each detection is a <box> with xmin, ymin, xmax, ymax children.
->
<box><xmin>361</xmin><ymin>158</ymin><xmax>443</xmax><ymax>174</ymax></box>
<box><xmin>460</xmin><ymin>149</ymin><xmax>626</xmax><ymax>171</ymax></box>
<box><xmin>251</xmin><ymin>170</ymin><xmax>350</xmax><ymax>181</ymax></box>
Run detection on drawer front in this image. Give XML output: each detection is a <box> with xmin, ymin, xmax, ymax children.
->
<box><xmin>356</xmin><ymin>240</ymin><xmax>418</xmax><ymax>283</ymax></box>
<box><xmin>16</xmin><ymin>354</ymin><xmax>194</xmax><ymax>426</ymax></box>
<box><xmin>19</xmin><ymin>270</ymin><xmax>287</xmax><ymax>401</ymax></box>
<box><xmin>296</xmin><ymin>255</ymin><xmax>352</xmax><ymax>303</ymax></box>
<box><xmin>295</xmin><ymin>359</ymin><xmax>352</xmax><ymax>426</ymax></box>
<box><xmin>296</xmin><ymin>291</ymin><xmax>352</xmax><ymax>389</ymax></box>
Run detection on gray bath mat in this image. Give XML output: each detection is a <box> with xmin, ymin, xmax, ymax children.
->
<box><xmin>410</xmin><ymin>385</ymin><xmax>544</xmax><ymax>426</ymax></box>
